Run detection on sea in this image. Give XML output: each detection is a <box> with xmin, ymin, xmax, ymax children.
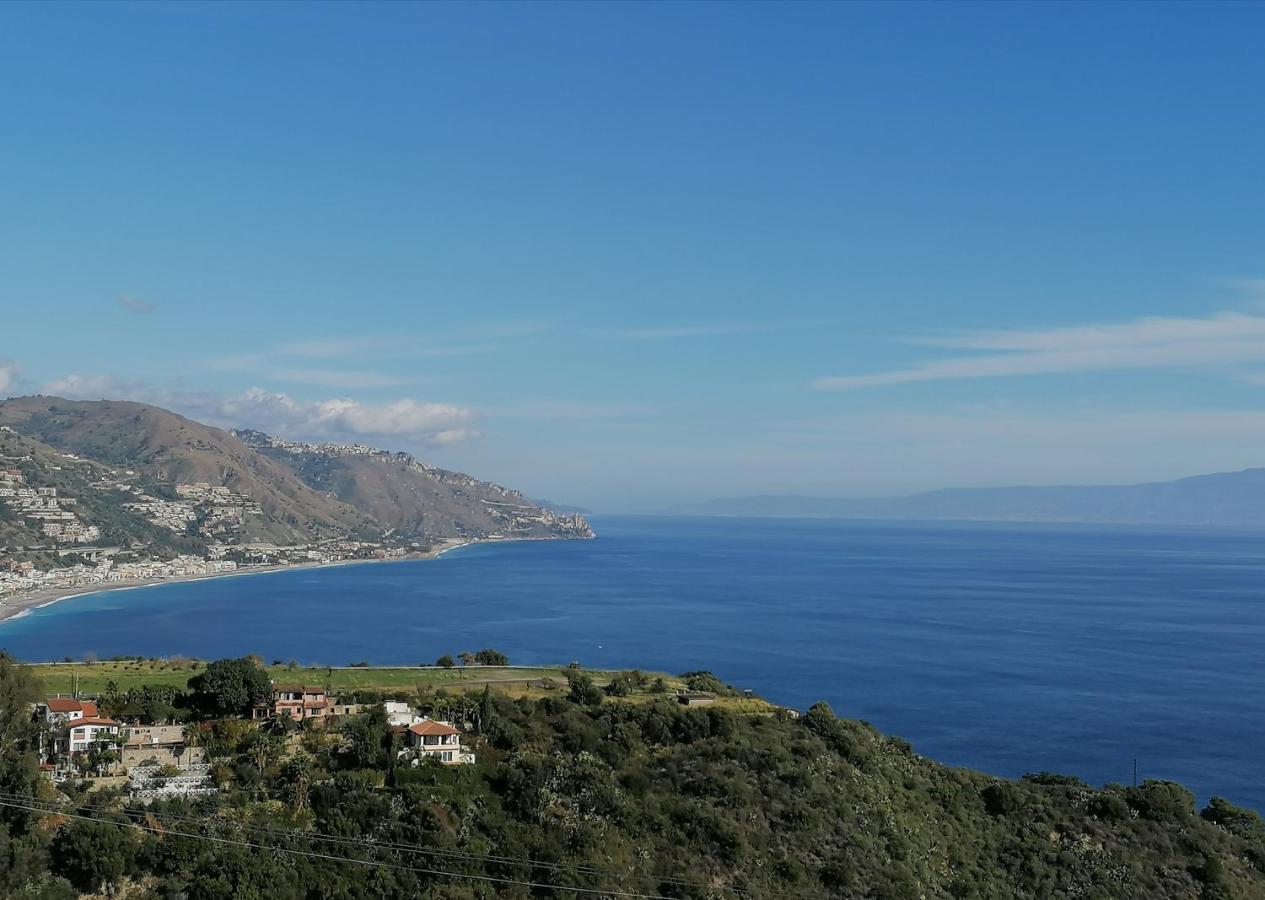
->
<box><xmin>3</xmin><ymin>515</ymin><xmax>1263</xmax><ymax>811</ymax></box>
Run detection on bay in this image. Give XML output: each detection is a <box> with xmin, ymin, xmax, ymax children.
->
<box><xmin>3</xmin><ymin>515</ymin><xmax>1262</xmax><ymax>811</ymax></box>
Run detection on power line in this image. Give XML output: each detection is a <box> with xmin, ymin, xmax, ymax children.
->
<box><xmin>0</xmin><ymin>797</ymin><xmax>686</xmax><ymax>900</ymax></box>
<box><xmin>0</xmin><ymin>788</ymin><xmax>748</xmax><ymax>895</ymax></box>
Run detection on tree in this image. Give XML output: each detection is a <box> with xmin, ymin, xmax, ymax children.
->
<box><xmin>82</xmin><ymin>739</ymin><xmax>119</xmax><ymax>777</ymax></box>
<box><xmin>566</xmin><ymin>670</ymin><xmax>604</xmax><ymax>706</ymax></box>
<box><xmin>339</xmin><ymin>705</ymin><xmax>394</xmax><ymax>770</ymax></box>
<box><xmin>474</xmin><ymin>649</ymin><xmax>509</xmax><ymax>666</ymax></box>
<box><xmin>1126</xmin><ymin>780</ymin><xmax>1196</xmax><ymax>822</ymax></box>
<box><xmin>50</xmin><ymin>819</ymin><xmax>137</xmax><ymax>894</ymax></box>
<box><xmin>1202</xmin><ymin>796</ymin><xmax>1265</xmax><ymax>842</ymax></box>
<box><xmin>280</xmin><ymin>753</ymin><xmax>315</xmax><ymax>812</ymax></box>
<box><xmin>244</xmin><ymin>729</ymin><xmax>284</xmax><ymax>775</ymax></box>
<box><xmin>0</xmin><ymin>652</ymin><xmax>54</xmax><ymax>899</ymax></box>
<box><xmin>435</xmin><ymin>655</ymin><xmax>455</xmax><ymax>669</ymax></box>
<box><xmin>0</xmin><ymin>652</ymin><xmax>46</xmax><ymax>830</ymax></box>
<box><xmin>187</xmin><ymin>657</ymin><xmax>272</xmax><ymax>717</ymax></box>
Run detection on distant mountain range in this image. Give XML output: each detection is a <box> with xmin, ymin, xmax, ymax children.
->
<box><xmin>0</xmin><ymin>396</ymin><xmax>593</xmax><ymax>555</ymax></box>
<box><xmin>680</xmin><ymin>468</ymin><xmax>1265</xmax><ymax>527</ymax></box>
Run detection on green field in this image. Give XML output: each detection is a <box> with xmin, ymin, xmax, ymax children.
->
<box><xmin>22</xmin><ymin>659</ymin><xmax>701</xmax><ymax>702</ymax></box>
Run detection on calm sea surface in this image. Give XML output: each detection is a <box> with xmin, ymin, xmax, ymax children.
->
<box><xmin>3</xmin><ymin>516</ymin><xmax>1263</xmax><ymax>810</ymax></box>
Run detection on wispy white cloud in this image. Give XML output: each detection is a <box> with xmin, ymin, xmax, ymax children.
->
<box><xmin>39</xmin><ymin>374</ymin><xmax>479</xmax><ymax>446</ymax></box>
<box><xmin>1211</xmin><ymin>276</ymin><xmax>1265</xmax><ymax>303</ymax></box>
<box><xmin>259</xmin><ymin>368</ymin><xmax>426</xmax><ymax>389</ymax></box>
<box><xmin>214</xmin><ymin>389</ymin><xmax>478</xmax><ymax>442</ymax></box>
<box><xmin>270</xmin><ymin>338</ymin><xmax>494</xmax><ymax>360</ymax></box>
<box><xmin>0</xmin><ymin>359</ymin><xmax>21</xmax><ymax>394</ymax></box>
<box><xmin>487</xmin><ymin>401</ymin><xmax>659</xmax><ymax>421</ymax></box>
<box><xmin>273</xmin><ymin>338</ymin><xmax>389</xmax><ymax>359</ymax></box>
<box><xmin>272</xmin><ymin>320</ymin><xmax>551</xmax><ymax>360</ymax></box>
<box><xmin>815</xmin><ymin>310</ymin><xmax>1265</xmax><ymax>390</ymax></box>
<box><xmin>211</xmin><ymin>332</ymin><xmax>502</xmax><ymax>387</ymax></box>
<box><xmin>599</xmin><ymin>322</ymin><xmax>777</xmax><ymax>341</ymax></box>
<box><xmin>211</xmin><ymin>354</ymin><xmax>427</xmax><ymax>388</ymax></box>
<box><xmin>118</xmin><ymin>295</ymin><xmax>156</xmax><ymax>315</ymax></box>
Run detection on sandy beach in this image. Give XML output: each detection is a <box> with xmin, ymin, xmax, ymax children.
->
<box><xmin>0</xmin><ymin>537</ymin><xmax>476</xmax><ymax>625</ymax></box>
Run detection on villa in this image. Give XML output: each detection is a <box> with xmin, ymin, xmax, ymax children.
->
<box><xmin>254</xmin><ymin>684</ymin><xmax>330</xmax><ymax>721</ymax></box>
<box><xmin>403</xmin><ymin>719</ymin><xmax>474</xmax><ymax>765</ymax></box>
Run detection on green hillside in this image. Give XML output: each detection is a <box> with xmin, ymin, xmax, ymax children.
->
<box><xmin>1</xmin><ymin>656</ymin><xmax>1263</xmax><ymax>899</ymax></box>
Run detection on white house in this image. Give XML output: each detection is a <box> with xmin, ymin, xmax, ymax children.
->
<box><xmin>383</xmin><ymin>701</ymin><xmax>418</xmax><ymax>727</ymax></box>
<box><xmin>66</xmin><ymin>717</ymin><xmax>120</xmax><ymax>753</ymax></box>
<box><xmin>403</xmin><ymin>719</ymin><xmax>474</xmax><ymax>765</ymax></box>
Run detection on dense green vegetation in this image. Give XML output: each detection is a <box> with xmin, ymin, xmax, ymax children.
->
<box><xmin>3</xmin><ymin>652</ymin><xmax>1265</xmax><ymax>898</ymax></box>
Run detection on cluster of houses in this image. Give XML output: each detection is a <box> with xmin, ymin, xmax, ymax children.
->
<box><xmin>252</xmin><ymin>684</ymin><xmax>475</xmax><ymax>766</ymax></box>
<box><xmin>32</xmin><ymin>681</ymin><xmax>474</xmax><ymax>801</ymax></box>
<box><xmin>122</xmin><ymin>482</ymin><xmax>263</xmax><ymax>537</ymax></box>
<box><xmin>0</xmin><ymin>469</ymin><xmax>100</xmax><ymax>544</ymax></box>
<box><xmin>206</xmin><ymin>541</ymin><xmax>412</xmax><ymax>566</ymax></box>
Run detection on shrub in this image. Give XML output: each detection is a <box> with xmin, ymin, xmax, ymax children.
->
<box><xmin>566</xmin><ymin>671</ymin><xmax>604</xmax><ymax>706</ymax></box>
<box><xmin>1201</xmin><ymin>796</ymin><xmax>1265</xmax><ymax>842</ymax></box>
<box><xmin>982</xmin><ymin>782</ymin><xmax>1022</xmax><ymax>818</ymax></box>
<box><xmin>1126</xmin><ymin>780</ymin><xmax>1195</xmax><ymax>822</ymax></box>
<box><xmin>1088</xmin><ymin>792</ymin><xmax>1131</xmax><ymax>821</ymax></box>
<box><xmin>1022</xmin><ymin>771</ymin><xmax>1087</xmax><ymax>787</ymax></box>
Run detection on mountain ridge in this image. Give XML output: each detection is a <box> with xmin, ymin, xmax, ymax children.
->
<box><xmin>680</xmin><ymin>467</ymin><xmax>1265</xmax><ymax>527</ymax></box>
<box><xmin>0</xmin><ymin>395</ymin><xmax>593</xmax><ymax>554</ymax></box>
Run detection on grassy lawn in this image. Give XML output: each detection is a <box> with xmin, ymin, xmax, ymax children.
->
<box><xmin>22</xmin><ymin>659</ymin><xmax>701</xmax><ymax>702</ymax></box>
<box><xmin>21</xmin><ymin>659</ymin><xmax>775</xmax><ymax>712</ymax></box>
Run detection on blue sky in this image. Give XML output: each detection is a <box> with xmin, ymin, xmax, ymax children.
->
<box><xmin>3</xmin><ymin>2</ymin><xmax>1265</xmax><ymax>511</ymax></box>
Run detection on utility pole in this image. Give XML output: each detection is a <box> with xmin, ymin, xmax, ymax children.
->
<box><xmin>1132</xmin><ymin>758</ymin><xmax>1138</xmax><ymax>787</ymax></box>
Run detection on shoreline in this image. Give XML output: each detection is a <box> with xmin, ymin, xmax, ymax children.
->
<box><xmin>0</xmin><ymin>537</ymin><xmax>480</xmax><ymax>626</ymax></box>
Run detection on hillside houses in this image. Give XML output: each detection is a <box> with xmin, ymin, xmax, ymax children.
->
<box><xmin>124</xmin><ymin>482</ymin><xmax>262</xmax><ymax>537</ymax></box>
<box><xmin>0</xmin><ymin>469</ymin><xmax>100</xmax><ymax>544</ymax></box>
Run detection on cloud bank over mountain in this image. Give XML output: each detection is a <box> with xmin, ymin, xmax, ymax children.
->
<box><xmin>37</xmin><ymin>374</ymin><xmax>478</xmax><ymax>446</ymax></box>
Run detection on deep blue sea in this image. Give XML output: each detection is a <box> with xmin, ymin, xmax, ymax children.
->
<box><xmin>3</xmin><ymin>516</ymin><xmax>1263</xmax><ymax>811</ymax></box>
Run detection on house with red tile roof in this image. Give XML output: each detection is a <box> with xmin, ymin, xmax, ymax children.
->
<box><xmin>403</xmin><ymin>719</ymin><xmax>474</xmax><ymax>765</ymax></box>
<box><xmin>64</xmin><ymin>716</ymin><xmax>121</xmax><ymax>755</ymax></box>
<box><xmin>253</xmin><ymin>684</ymin><xmax>330</xmax><ymax>722</ymax></box>
<box><xmin>40</xmin><ymin>696</ymin><xmax>100</xmax><ymax>725</ymax></box>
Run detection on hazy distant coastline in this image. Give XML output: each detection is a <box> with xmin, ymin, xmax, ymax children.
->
<box><xmin>679</xmin><ymin>466</ymin><xmax>1265</xmax><ymax>527</ymax></box>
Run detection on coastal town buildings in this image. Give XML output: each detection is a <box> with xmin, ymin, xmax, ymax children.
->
<box><xmin>0</xmin><ymin>556</ymin><xmax>239</xmax><ymax>605</ymax></box>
